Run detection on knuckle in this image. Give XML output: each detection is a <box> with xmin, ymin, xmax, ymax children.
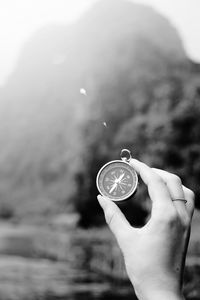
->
<box><xmin>186</xmin><ymin>189</ymin><xmax>195</xmax><ymax>201</ymax></box>
<box><xmin>169</xmin><ymin>174</ymin><xmax>182</xmax><ymax>185</ymax></box>
<box><xmin>155</xmin><ymin>207</ymin><xmax>191</xmax><ymax>230</ymax></box>
<box><xmin>166</xmin><ymin>209</ymin><xmax>179</xmax><ymax>224</ymax></box>
<box><xmin>157</xmin><ymin>209</ymin><xmax>178</xmax><ymax>224</ymax></box>
<box><xmin>164</xmin><ymin>209</ymin><xmax>179</xmax><ymax>225</ymax></box>
<box><xmin>151</xmin><ymin>172</ymin><xmax>164</xmax><ymax>184</ymax></box>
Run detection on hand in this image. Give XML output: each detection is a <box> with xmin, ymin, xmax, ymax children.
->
<box><xmin>97</xmin><ymin>159</ymin><xmax>195</xmax><ymax>300</ymax></box>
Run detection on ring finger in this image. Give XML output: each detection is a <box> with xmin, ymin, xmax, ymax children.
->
<box><xmin>152</xmin><ymin>168</ymin><xmax>188</xmax><ymax>220</ymax></box>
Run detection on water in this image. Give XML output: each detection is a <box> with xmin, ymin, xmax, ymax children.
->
<box><xmin>0</xmin><ymin>255</ymin><xmax>136</xmax><ymax>300</ymax></box>
<box><xmin>0</xmin><ymin>224</ymin><xmax>137</xmax><ymax>300</ymax></box>
<box><xmin>0</xmin><ymin>223</ymin><xmax>199</xmax><ymax>300</ymax></box>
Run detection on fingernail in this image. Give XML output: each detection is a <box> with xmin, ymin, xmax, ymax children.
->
<box><xmin>97</xmin><ymin>195</ymin><xmax>107</xmax><ymax>208</ymax></box>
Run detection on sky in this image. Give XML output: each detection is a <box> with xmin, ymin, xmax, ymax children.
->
<box><xmin>0</xmin><ymin>0</ymin><xmax>200</xmax><ymax>86</ymax></box>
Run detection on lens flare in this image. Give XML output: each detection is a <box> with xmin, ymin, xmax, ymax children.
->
<box><xmin>80</xmin><ymin>88</ymin><xmax>87</xmax><ymax>96</ymax></box>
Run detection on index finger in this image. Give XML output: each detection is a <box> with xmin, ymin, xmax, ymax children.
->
<box><xmin>129</xmin><ymin>159</ymin><xmax>174</xmax><ymax>213</ymax></box>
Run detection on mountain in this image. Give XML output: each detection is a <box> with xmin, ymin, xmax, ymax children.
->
<box><xmin>0</xmin><ymin>0</ymin><xmax>190</xmax><ymax>221</ymax></box>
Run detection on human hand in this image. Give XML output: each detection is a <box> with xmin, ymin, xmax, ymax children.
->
<box><xmin>97</xmin><ymin>159</ymin><xmax>195</xmax><ymax>300</ymax></box>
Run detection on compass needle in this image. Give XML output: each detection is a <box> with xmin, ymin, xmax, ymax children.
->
<box><xmin>118</xmin><ymin>173</ymin><xmax>125</xmax><ymax>182</ymax></box>
<box><xmin>109</xmin><ymin>183</ymin><xmax>117</xmax><ymax>194</ymax></box>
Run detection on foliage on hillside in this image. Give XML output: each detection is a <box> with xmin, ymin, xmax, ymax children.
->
<box><xmin>0</xmin><ymin>0</ymin><xmax>199</xmax><ymax>225</ymax></box>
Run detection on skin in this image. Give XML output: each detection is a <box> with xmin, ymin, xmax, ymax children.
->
<box><xmin>97</xmin><ymin>159</ymin><xmax>195</xmax><ymax>300</ymax></box>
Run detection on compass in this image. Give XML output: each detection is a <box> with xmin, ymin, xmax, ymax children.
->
<box><xmin>96</xmin><ymin>149</ymin><xmax>138</xmax><ymax>202</ymax></box>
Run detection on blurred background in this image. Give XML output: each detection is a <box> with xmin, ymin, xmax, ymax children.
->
<box><xmin>0</xmin><ymin>0</ymin><xmax>199</xmax><ymax>299</ymax></box>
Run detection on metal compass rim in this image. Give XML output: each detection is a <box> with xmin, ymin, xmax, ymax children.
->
<box><xmin>96</xmin><ymin>160</ymin><xmax>138</xmax><ymax>202</ymax></box>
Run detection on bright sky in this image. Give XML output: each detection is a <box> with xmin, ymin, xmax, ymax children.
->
<box><xmin>0</xmin><ymin>0</ymin><xmax>200</xmax><ymax>86</ymax></box>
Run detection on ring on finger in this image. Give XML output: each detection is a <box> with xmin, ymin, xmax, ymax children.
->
<box><xmin>172</xmin><ymin>198</ymin><xmax>187</xmax><ymax>204</ymax></box>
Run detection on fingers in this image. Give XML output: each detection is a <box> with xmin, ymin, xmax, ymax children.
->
<box><xmin>153</xmin><ymin>168</ymin><xmax>195</xmax><ymax>222</ymax></box>
<box><xmin>97</xmin><ymin>159</ymin><xmax>195</xmax><ymax>240</ymax></box>
<box><xmin>97</xmin><ymin>195</ymin><xmax>131</xmax><ymax>243</ymax></box>
<box><xmin>129</xmin><ymin>159</ymin><xmax>174</xmax><ymax>215</ymax></box>
<box><xmin>152</xmin><ymin>169</ymin><xmax>187</xmax><ymax>219</ymax></box>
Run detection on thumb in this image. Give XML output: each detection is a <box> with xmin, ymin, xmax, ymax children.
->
<box><xmin>97</xmin><ymin>195</ymin><xmax>131</xmax><ymax>242</ymax></box>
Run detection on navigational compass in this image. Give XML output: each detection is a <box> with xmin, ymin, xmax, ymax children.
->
<box><xmin>96</xmin><ymin>149</ymin><xmax>138</xmax><ymax>202</ymax></box>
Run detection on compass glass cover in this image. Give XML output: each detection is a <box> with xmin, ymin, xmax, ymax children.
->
<box><xmin>97</xmin><ymin>160</ymin><xmax>138</xmax><ymax>201</ymax></box>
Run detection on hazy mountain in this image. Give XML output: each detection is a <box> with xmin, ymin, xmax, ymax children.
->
<box><xmin>0</xmin><ymin>0</ymin><xmax>188</xmax><ymax>219</ymax></box>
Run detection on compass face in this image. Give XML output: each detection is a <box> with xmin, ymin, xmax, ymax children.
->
<box><xmin>96</xmin><ymin>160</ymin><xmax>138</xmax><ymax>201</ymax></box>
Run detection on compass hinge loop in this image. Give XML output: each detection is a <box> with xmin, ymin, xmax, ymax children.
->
<box><xmin>120</xmin><ymin>149</ymin><xmax>132</xmax><ymax>162</ymax></box>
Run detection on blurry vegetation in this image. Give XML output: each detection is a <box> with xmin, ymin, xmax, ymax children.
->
<box><xmin>0</xmin><ymin>222</ymin><xmax>198</xmax><ymax>300</ymax></box>
<box><xmin>0</xmin><ymin>0</ymin><xmax>199</xmax><ymax>227</ymax></box>
<box><xmin>0</xmin><ymin>202</ymin><xmax>14</xmax><ymax>219</ymax></box>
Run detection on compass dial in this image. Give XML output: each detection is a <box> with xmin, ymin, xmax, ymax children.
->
<box><xmin>96</xmin><ymin>160</ymin><xmax>138</xmax><ymax>201</ymax></box>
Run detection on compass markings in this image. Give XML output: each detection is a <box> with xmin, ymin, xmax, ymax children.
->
<box><xmin>98</xmin><ymin>161</ymin><xmax>137</xmax><ymax>199</ymax></box>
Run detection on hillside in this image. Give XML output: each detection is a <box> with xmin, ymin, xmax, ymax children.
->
<box><xmin>0</xmin><ymin>0</ymin><xmax>196</xmax><ymax>223</ymax></box>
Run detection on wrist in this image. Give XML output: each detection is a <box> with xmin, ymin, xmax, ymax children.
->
<box><xmin>131</xmin><ymin>277</ymin><xmax>184</xmax><ymax>300</ymax></box>
<box><xmin>136</xmin><ymin>290</ymin><xmax>184</xmax><ymax>300</ymax></box>
<box><xmin>135</xmin><ymin>289</ymin><xmax>184</xmax><ymax>300</ymax></box>
<box><xmin>133</xmin><ymin>284</ymin><xmax>184</xmax><ymax>300</ymax></box>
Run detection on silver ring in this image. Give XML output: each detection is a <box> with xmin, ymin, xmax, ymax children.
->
<box><xmin>172</xmin><ymin>198</ymin><xmax>187</xmax><ymax>203</ymax></box>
